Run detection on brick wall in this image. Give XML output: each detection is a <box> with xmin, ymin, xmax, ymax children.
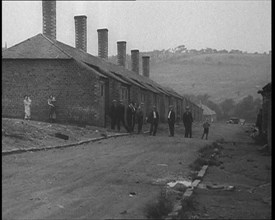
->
<box><xmin>2</xmin><ymin>59</ymin><xmax>105</xmax><ymax>126</ymax></box>
<box><xmin>129</xmin><ymin>84</ymin><xmax>140</xmax><ymax>104</ymax></box>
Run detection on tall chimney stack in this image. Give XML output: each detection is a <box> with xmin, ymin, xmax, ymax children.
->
<box><xmin>42</xmin><ymin>0</ymin><xmax>56</xmax><ymax>40</ymax></box>
<box><xmin>74</xmin><ymin>15</ymin><xmax>87</xmax><ymax>52</ymax></box>
<box><xmin>142</xmin><ymin>56</ymin><xmax>150</xmax><ymax>77</ymax></box>
<box><xmin>117</xmin><ymin>41</ymin><xmax>126</xmax><ymax>67</ymax></box>
<box><xmin>131</xmin><ymin>49</ymin><xmax>139</xmax><ymax>74</ymax></box>
<box><xmin>97</xmin><ymin>28</ymin><xmax>108</xmax><ymax>59</ymax></box>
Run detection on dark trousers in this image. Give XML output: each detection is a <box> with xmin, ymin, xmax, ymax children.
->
<box><xmin>132</xmin><ymin>121</ymin><xmax>136</xmax><ymax>132</ymax></box>
<box><xmin>137</xmin><ymin>120</ymin><xmax>143</xmax><ymax>134</ymax></box>
<box><xmin>49</xmin><ymin>106</ymin><xmax>56</xmax><ymax>123</ymax></box>
<box><xmin>132</xmin><ymin>115</ymin><xmax>136</xmax><ymax>132</ymax></box>
<box><xmin>201</xmin><ymin>128</ymin><xmax>209</xmax><ymax>139</ymax></box>
<box><xmin>184</xmin><ymin>125</ymin><xmax>192</xmax><ymax>138</ymax></box>
<box><xmin>149</xmin><ymin>121</ymin><xmax>158</xmax><ymax>136</ymax></box>
<box><xmin>117</xmin><ymin>118</ymin><xmax>121</xmax><ymax>131</ymax></box>
<box><xmin>111</xmin><ymin>117</ymin><xmax>117</xmax><ymax>130</ymax></box>
<box><xmin>168</xmin><ymin>121</ymin><xmax>175</xmax><ymax>136</ymax></box>
<box><xmin>127</xmin><ymin>118</ymin><xmax>132</xmax><ymax>132</ymax></box>
<box><xmin>117</xmin><ymin>117</ymin><xmax>128</xmax><ymax>132</ymax></box>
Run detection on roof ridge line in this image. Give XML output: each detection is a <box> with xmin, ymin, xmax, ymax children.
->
<box><xmin>3</xmin><ymin>33</ymin><xmax>42</xmax><ymax>51</ymax></box>
<box><xmin>41</xmin><ymin>34</ymin><xmax>72</xmax><ymax>59</ymax></box>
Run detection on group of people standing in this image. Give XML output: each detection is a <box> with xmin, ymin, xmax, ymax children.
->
<box><xmin>109</xmin><ymin>100</ymin><xmax>144</xmax><ymax>133</ymax></box>
<box><xmin>23</xmin><ymin>95</ymin><xmax>210</xmax><ymax>139</ymax></box>
<box><xmin>23</xmin><ymin>95</ymin><xmax>57</xmax><ymax>123</ymax></box>
<box><xmin>109</xmin><ymin>102</ymin><xmax>211</xmax><ymax>140</ymax></box>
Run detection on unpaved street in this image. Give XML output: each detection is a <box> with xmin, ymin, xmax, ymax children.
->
<box><xmin>2</xmin><ymin>122</ymin><xmax>271</xmax><ymax>219</ymax></box>
<box><xmin>193</xmin><ymin>133</ymin><xmax>272</xmax><ymax>219</ymax></box>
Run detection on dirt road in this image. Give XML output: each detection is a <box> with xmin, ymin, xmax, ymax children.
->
<box><xmin>2</xmin><ymin>121</ymin><xmax>270</xmax><ymax>219</ymax></box>
<box><xmin>193</xmin><ymin>129</ymin><xmax>271</xmax><ymax>219</ymax></box>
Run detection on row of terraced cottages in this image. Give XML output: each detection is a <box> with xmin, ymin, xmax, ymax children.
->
<box><xmin>2</xmin><ymin>1</ymin><xmax>202</xmax><ymax>127</ymax></box>
<box><xmin>2</xmin><ymin>33</ymin><xmax>202</xmax><ymax>127</ymax></box>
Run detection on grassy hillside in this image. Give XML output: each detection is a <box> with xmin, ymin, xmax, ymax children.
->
<box><xmin>150</xmin><ymin>53</ymin><xmax>271</xmax><ymax>103</ymax></box>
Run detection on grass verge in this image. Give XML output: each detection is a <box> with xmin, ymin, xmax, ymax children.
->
<box><xmin>144</xmin><ymin>188</ymin><xmax>174</xmax><ymax>219</ymax></box>
<box><xmin>177</xmin><ymin>196</ymin><xmax>197</xmax><ymax>219</ymax></box>
<box><xmin>189</xmin><ymin>141</ymin><xmax>223</xmax><ymax>172</ymax></box>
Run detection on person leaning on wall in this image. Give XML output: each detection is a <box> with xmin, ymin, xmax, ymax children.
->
<box><xmin>48</xmin><ymin>95</ymin><xmax>57</xmax><ymax>123</ymax></box>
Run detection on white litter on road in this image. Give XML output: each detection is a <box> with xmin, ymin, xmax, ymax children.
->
<box><xmin>167</xmin><ymin>180</ymin><xmax>192</xmax><ymax>188</ymax></box>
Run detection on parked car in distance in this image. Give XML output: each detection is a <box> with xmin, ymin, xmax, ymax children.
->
<box><xmin>226</xmin><ymin>117</ymin><xmax>240</xmax><ymax>124</ymax></box>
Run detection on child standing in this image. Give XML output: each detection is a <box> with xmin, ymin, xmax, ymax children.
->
<box><xmin>201</xmin><ymin>119</ymin><xmax>210</xmax><ymax>140</ymax></box>
<box><xmin>23</xmin><ymin>95</ymin><xmax>32</xmax><ymax>120</ymax></box>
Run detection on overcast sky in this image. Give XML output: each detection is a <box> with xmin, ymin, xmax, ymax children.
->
<box><xmin>2</xmin><ymin>1</ymin><xmax>271</xmax><ymax>55</ymax></box>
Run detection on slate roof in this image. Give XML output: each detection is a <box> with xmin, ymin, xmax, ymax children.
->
<box><xmin>2</xmin><ymin>33</ymin><xmax>186</xmax><ymax>99</ymax></box>
<box><xmin>2</xmin><ymin>34</ymin><xmax>71</xmax><ymax>59</ymax></box>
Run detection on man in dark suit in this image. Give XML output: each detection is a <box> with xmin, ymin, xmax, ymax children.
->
<box><xmin>182</xmin><ymin>106</ymin><xmax>193</xmax><ymax>138</ymax></box>
<box><xmin>131</xmin><ymin>102</ymin><xmax>137</xmax><ymax>132</ymax></box>
<box><xmin>136</xmin><ymin>103</ymin><xmax>144</xmax><ymax>134</ymax></box>
<box><xmin>167</xmin><ymin>105</ymin><xmax>176</xmax><ymax>137</ymax></box>
<box><xmin>126</xmin><ymin>101</ymin><xmax>135</xmax><ymax>133</ymax></box>
<box><xmin>109</xmin><ymin>100</ymin><xmax>118</xmax><ymax>130</ymax></box>
<box><xmin>148</xmin><ymin>106</ymin><xmax>159</xmax><ymax>136</ymax></box>
<box><xmin>117</xmin><ymin>100</ymin><xmax>128</xmax><ymax>132</ymax></box>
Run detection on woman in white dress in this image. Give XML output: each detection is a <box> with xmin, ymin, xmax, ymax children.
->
<box><xmin>24</xmin><ymin>95</ymin><xmax>32</xmax><ymax>120</ymax></box>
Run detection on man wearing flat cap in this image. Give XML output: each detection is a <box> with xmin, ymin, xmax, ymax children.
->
<box><xmin>182</xmin><ymin>106</ymin><xmax>193</xmax><ymax>138</ymax></box>
<box><xmin>167</xmin><ymin>105</ymin><xmax>176</xmax><ymax>137</ymax></box>
<box><xmin>126</xmin><ymin>101</ymin><xmax>136</xmax><ymax>133</ymax></box>
<box><xmin>148</xmin><ymin>105</ymin><xmax>159</xmax><ymax>136</ymax></box>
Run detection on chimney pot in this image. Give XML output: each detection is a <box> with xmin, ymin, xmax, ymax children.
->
<box><xmin>74</xmin><ymin>15</ymin><xmax>87</xmax><ymax>52</ymax></box>
<box><xmin>142</xmin><ymin>56</ymin><xmax>150</xmax><ymax>78</ymax></box>
<box><xmin>117</xmin><ymin>41</ymin><xmax>127</xmax><ymax>67</ymax></box>
<box><xmin>131</xmin><ymin>49</ymin><xmax>139</xmax><ymax>74</ymax></box>
<box><xmin>97</xmin><ymin>28</ymin><xmax>108</xmax><ymax>59</ymax></box>
<box><xmin>42</xmin><ymin>0</ymin><xmax>56</xmax><ymax>40</ymax></box>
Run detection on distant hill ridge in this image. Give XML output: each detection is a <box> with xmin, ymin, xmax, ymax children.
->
<box><xmin>109</xmin><ymin>46</ymin><xmax>271</xmax><ymax>103</ymax></box>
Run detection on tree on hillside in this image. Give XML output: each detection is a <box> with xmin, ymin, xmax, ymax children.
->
<box><xmin>197</xmin><ymin>93</ymin><xmax>211</xmax><ymax>104</ymax></box>
<box><xmin>206</xmin><ymin>100</ymin><xmax>223</xmax><ymax>120</ymax></box>
<box><xmin>205</xmin><ymin>48</ymin><xmax>213</xmax><ymax>54</ymax></box>
<box><xmin>184</xmin><ymin>94</ymin><xmax>197</xmax><ymax>103</ymax></box>
<box><xmin>189</xmin><ymin>49</ymin><xmax>199</xmax><ymax>54</ymax></box>
<box><xmin>219</xmin><ymin>49</ymin><xmax>228</xmax><ymax>54</ymax></box>
<box><xmin>176</xmin><ymin>45</ymin><xmax>187</xmax><ymax>53</ymax></box>
<box><xmin>220</xmin><ymin>98</ymin><xmax>235</xmax><ymax>119</ymax></box>
<box><xmin>253</xmin><ymin>97</ymin><xmax>262</xmax><ymax>108</ymax></box>
<box><xmin>233</xmin><ymin>95</ymin><xmax>260</xmax><ymax>122</ymax></box>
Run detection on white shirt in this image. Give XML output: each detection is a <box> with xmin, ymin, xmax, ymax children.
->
<box><xmin>168</xmin><ymin>110</ymin><xmax>171</xmax><ymax>119</ymax></box>
<box><xmin>153</xmin><ymin>111</ymin><xmax>156</xmax><ymax>118</ymax></box>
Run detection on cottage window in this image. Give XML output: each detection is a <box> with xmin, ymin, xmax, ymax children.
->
<box><xmin>141</xmin><ymin>93</ymin><xmax>145</xmax><ymax>103</ymax></box>
<box><xmin>120</xmin><ymin>87</ymin><xmax>128</xmax><ymax>101</ymax></box>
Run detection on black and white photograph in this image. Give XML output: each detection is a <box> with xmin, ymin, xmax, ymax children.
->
<box><xmin>2</xmin><ymin>0</ymin><xmax>271</xmax><ymax>219</ymax></box>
